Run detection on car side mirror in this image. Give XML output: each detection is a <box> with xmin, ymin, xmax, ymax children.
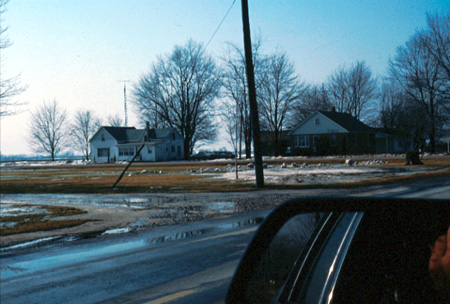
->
<box><xmin>226</xmin><ymin>198</ymin><xmax>450</xmax><ymax>304</ymax></box>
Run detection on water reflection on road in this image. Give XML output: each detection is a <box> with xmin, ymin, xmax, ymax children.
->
<box><xmin>1</xmin><ymin>211</ymin><xmax>267</xmax><ymax>281</ymax></box>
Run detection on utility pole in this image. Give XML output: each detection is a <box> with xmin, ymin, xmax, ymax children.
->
<box><xmin>117</xmin><ymin>80</ymin><xmax>130</xmax><ymax>127</ymax></box>
<box><xmin>241</xmin><ymin>0</ymin><xmax>264</xmax><ymax>188</ymax></box>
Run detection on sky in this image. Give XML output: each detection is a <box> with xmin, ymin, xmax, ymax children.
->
<box><xmin>1</xmin><ymin>0</ymin><xmax>449</xmax><ymax>156</ymax></box>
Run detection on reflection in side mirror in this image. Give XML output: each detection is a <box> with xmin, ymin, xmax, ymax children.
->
<box><xmin>244</xmin><ymin>212</ymin><xmax>326</xmax><ymax>304</ymax></box>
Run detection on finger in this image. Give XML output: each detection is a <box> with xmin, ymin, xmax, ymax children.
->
<box><xmin>446</xmin><ymin>225</ymin><xmax>450</xmax><ymax>255</ymax></box>
<box><xmin>433</xmin><ymin>235</ymin><xmax>447</xmax><ymax>257</ymax></box>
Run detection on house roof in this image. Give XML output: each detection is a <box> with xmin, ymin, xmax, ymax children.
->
<box><xmin>289</xmin><ymin>111</ymin><xmax>374</xmax><ymax>135</ymax></box>
<box><xmin>318</xmin><ymin>111</ymin><xmax>374</xmax><ymax>133</ymax></box>
<box><xmin>151</xmin><ymin>128</ymin><xmax>173</xmax><ymax>139</ymax></box>
<box><xmin>102</xmin><ymin>126</ymin><xmax>144</xmax><ymax>143</ymax></box>
<box><xmin>90</xmin><ymin>126</ymin><xmax>177</xmax><ymax>143</ymax></box>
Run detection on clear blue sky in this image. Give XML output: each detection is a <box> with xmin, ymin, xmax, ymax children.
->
<box><xmin>1</xmin><ymin>0</ymin><xmax>449</xmax><ymax>155</ymax></box>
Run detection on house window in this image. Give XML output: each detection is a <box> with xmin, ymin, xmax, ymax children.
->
<box><xmin>101</xmin><ymin>134</ymin><xmax>105</xmax><ymax>141</ymax></box>
<box><xmin>315</xmin><ymin>118</ymin><xmax>320</xmax><ymax>126</ymax></box>
<box><xmin>171</xmin><ymin>145</ymin><xmax>175</xmax><ymax>153</ymax></box>
<box><xmin>172</xmin><ymin>133</ymin><xmax>175</xmax><ymax>140</ymax></box>
<box><xmin>330</xmin><ymin>134</ymin><xmax>337</xmax><ymax>147</ymax></box>
<box><xmin>295</xmin><ymin>135</ymin><xmax>309</xmax><ymax>148</ymax></box>
<box><xmin>98</xmin><ymin>148</ymin><xmax>109</xmax><ymax>157</ymax></box>
<box><xmin>119</xmin><ymin>147</ymin><xmax>135</xmax><ymax>156</ymax></box>
<box><xmin>148</xmin><ymin>147</ymin><xmax>153</xmax><ymax>154</ymax></box>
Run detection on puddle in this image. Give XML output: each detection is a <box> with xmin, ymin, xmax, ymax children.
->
<box><xmin>0</xmin><ymin>204</ymin><xmax>50</xmax><ymax>217</ymax></box>
<box><xmin>102</xmin><ymin>227</ymin><xmax>133</xmax><ymax>235</ymax></box>
<box><xmin>0</xmin><ymin>236</ymin><xmax>62</xmax><ymax>252</ymax></box>
<box><xmin>217</xmin><ymin>217</ymin><xmax>264</xmax><ymax>229</ymax></box>
<box><xmin>147</xmin><ymin>228</ymin><xmax>215</xmax><ymax>244</ymax></box>
<box><xmin>146</xmin><ymin>217</ymin><xmax>264</xmax><ymax>244</ymax></box>
<box><xmin>206</xmin><ymin>201</ymin><xmax>236</xmax><ymax>214</ymax></box>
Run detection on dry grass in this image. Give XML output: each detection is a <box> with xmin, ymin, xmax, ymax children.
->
<box><xmin>0</xmin><ymin>219</ymin><xmax>93</xmax><ymax>236</ymax></box>
<box><xmin>0</xmin><ymin>204</ymin><xmax>90</xmax><ymax>235</ymax></box>
<box><xmin>1</xmin><ymin>155</ymin><xmax>449</xmax><ymax>194</ymax></box>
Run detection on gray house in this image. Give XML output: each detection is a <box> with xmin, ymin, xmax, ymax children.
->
<box><xmin>374</xmin><ymin>128</ymin><xmax>408</xmax><ymax>154</ymax></box>
<box><xmin>289</xmin><ymin>111</ymin><xmax>408</xmax><ymax>155</ymax></box>
<box><xmin>90</xmin><ymin>124</ymin><xmax>184</xmax><ymax>162</ymax></box>
<box><xmin>289</xmin><ymin>111</ymin><xmax>376</xmax><ymax>155</ymax></box>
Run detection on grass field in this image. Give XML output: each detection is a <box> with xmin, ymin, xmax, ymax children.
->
<box><xmin>1</xmin><ymin>204</ymin><xmax>90</xmax><ymax>236</ymax></box>
<box><xmin>1</xmin><ymin>155</ymin><xmax>449</xmax><ymax>194</ymax></box>
<box><xmin>1</xmin><ymin>155</ymin><xmax>449</xmax><ymax>238</ymax></box>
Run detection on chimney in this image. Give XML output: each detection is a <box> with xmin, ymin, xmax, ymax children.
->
<box><xmin>145</xmin><ymin>121</ymin><xmax>150</xmax><ymax>141</ymax></box>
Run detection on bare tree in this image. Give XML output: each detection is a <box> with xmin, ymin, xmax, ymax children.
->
<box><xmin>133</xmin><ymin>40</ymin><xmax>220</xmax><ymax>159</ymax></box>
<box><xmin>327</xmin><ymin>61</ymin><xmax>377</xmax><ymax>120</ymax></box>
<box><xmin>390</xmin><ymin>31</ymin><xmax>446</xmax><ymax>153</ymax></box>
<box><xmin>377</xmin><ymin>80</ymin><xmax>405</xmax><ymax>130</ymax></box>
<box><xmin>426</xmin><ymin>11</ymin><xmax>450</xmax><ymax>82</ymax></box>
<box><xmin>347</xmin><ymin>61</ymin><xmax>378</xmax><ymax>120</ymax></box>
<box><xmin>290</xmin><ymin>84</ymin><xmax>331</xmax><ymax>125</ymax></box>
<box><xmin>423</xmin><ymin>11</ymin><xmax>450</xmax><ymax>115</ymax></box>
<box><xmin>28</xmin><ymin>100</ymin><xmax>68</xmax><ymax>160</ymax></box>
<box><xmin>220</xmin><ymin>98</ymin><xmax>240</xmax><ymax>155</ymax></box>
<box><xmin>0</xmin><ymin>0</ymin><xmax>26</xmax><ymax>117</ymax></box>
<box><xmin>328</xmin><ymin>66</ymin><xmax>350</xmax><ymax>114</ymax></box>
<box><xmin>376</xmin><ymin>79</ymin><xmax>428</xmax><ymax>152</ymax></box>
<box><xmin>71</xmin><ymin>109</ymin><xmax>100</xmax><ymax>161</ymax></box>
<box><xmin>106</xmin><ymin>114</ymin><xmax>123</xmax><ymax>127</ymax></box>
<box><xmin>220</xmin><ymin>40</ymin><xmax>266</xmax><ymax>158</ymax></box>
<box><xmin>259</xmin><ymin>51</ymin><xmax>305</xmax><ymax>155</ymax></box>
<box><xmin>219</xmin><ymin>98</ymin><xmax>240</xmax><ymax>178</ymax></box>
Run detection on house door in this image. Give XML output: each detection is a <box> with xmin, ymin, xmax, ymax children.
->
<box><xmin>313</xmin><ymin>136</ymin><xmax>319</xmax><ymax>153</ymax></box>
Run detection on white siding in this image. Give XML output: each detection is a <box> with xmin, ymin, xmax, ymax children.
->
<box><xmin>90</xmin><ymin>127</ymin><xmax>185</xmax><ymax>162</ymax></box>
<box><xmin>90</xmin><ymin>129</ymin><xmax>118</xmax><ymax>162</ymax></box>
<box><xmin>141</xmin><ymin>144</ymin><xmax>156</xmax><ymax>162</ymax></box>
<box><xmin>291</xmin><ymin>113</ymin><xmax>347</xmax><ymax>135</ymax></box>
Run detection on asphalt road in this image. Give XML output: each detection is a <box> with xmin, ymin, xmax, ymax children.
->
<box><xmin>0</xmin><ymin>211</ymin><xmax>268</xmax><ymax>304</ymax></box>
<box><xmin>1</xmin><ymin>176</ymin><xmax>449</xmax><ymax>304</ymax></box>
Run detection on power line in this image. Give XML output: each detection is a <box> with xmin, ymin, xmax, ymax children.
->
<box><xmin>203</xmin><ymin>0</ymin><xmax>236</xmax><ymax>52</ymax></box>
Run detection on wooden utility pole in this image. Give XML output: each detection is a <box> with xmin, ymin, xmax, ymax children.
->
<box><xmin>241</xmin><ymin>0</ymin><xmax>264</xmax><ymax>187</ymax></box>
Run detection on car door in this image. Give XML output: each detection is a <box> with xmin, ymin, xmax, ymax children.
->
<box><xmin>227</xmin><ymin>198</ymin><xmax>450</xmax><ymax>304</ymax></box>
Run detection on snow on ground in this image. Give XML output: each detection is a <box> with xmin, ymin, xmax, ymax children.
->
<box><xmin>1</xmin><ymin>154</ymin><xmax>439</xmax><ymax>185</ymax></box>
<box><xmin>215</xmin><ymin>163</ymin><xmax>432</xmax><ymax>185</ymax></box>
<box><xmin>0</xmin><ymin>159</ymin><xmax>89</xmax><ymax>167</ymax></box>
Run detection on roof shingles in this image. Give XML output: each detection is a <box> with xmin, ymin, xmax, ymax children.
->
<box><xmin>318</xmin><ymin>111</ymin><xmax>374</xmax><ymax>133</ymax></box>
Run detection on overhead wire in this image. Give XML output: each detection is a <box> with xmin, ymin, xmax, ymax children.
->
<box><xmin>203</xmin><ymin>0</ymin><xmax>237</xmax><ymax>52</ymax></box>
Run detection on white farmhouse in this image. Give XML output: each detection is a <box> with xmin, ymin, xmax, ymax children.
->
<box><xmin>90</xmin><ymin>123</ymin><xmax>184</xmax><ymax>162</ymax></box>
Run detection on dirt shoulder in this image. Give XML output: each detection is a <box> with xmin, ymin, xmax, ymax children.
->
<box><xmin>0</xmin><ymin>188</ymin><xmax>368</xmax><ymax>247</ymax></box>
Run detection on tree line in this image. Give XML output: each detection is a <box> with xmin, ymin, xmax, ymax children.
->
<box><xmin>12</xmin><ymin>10</ymin><xmax>450</xmax><ymax>160</ymax></box>
<box><xmin>134</xmin><ymin>10</ymin><xmax>449</xmax><ymax>158</ymax></box>
<box><xmin>27</xmin><ymin>101</ymin><xmax>125</xmax><ymax>161</ymax></box>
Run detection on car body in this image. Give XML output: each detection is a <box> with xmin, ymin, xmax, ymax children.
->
<box><xmin>227</xmin><ymin>198</ymin><xmax>450</xmax><ymax>304</ymax></box>
<box><xmin>190</xmin><ymin>150</ymin><xmax>236</xmax><ymax>161</ymax></box>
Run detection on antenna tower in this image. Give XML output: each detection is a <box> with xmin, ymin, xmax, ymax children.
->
<box><xmin>118</xmin><ymin>80</ymin><xmax>130</xmax><ymax>126</ymax></box>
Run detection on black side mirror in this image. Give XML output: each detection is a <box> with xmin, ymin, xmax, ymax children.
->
<box><xmin>227</xmin><ymin>198</ymin><xmax>450</xmax><ymax>304</ymax></box>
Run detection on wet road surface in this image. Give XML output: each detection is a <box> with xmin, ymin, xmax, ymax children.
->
<box><xmin>0</xmin><ymin>211</ymin><xmax>268</xmax><ymax>304</ymax></box>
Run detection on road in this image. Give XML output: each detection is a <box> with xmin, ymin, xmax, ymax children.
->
<box><xmin>1</xmin><ymin>210</ymin><xmax>270</xmax><ymax>304</ymax></box>
<box><xmin>1</xmin><ymin>177</ymin><xmax>449</xmax><ymax>304</ymax></box>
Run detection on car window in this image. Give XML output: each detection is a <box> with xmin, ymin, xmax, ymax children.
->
<box><xmin>243</xmin><ymin>212</ymin><xmax>327</xmax><ymax>304</ymax></box>
<box><xmin>289</xmin><ymin>212</ymin><xmax>363</xmax><ymax>303</ymax></box>
<box><xmin>330</xmin><ymin>210</ymin><xmax>450</xmax><ymax>304</ymax></box>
